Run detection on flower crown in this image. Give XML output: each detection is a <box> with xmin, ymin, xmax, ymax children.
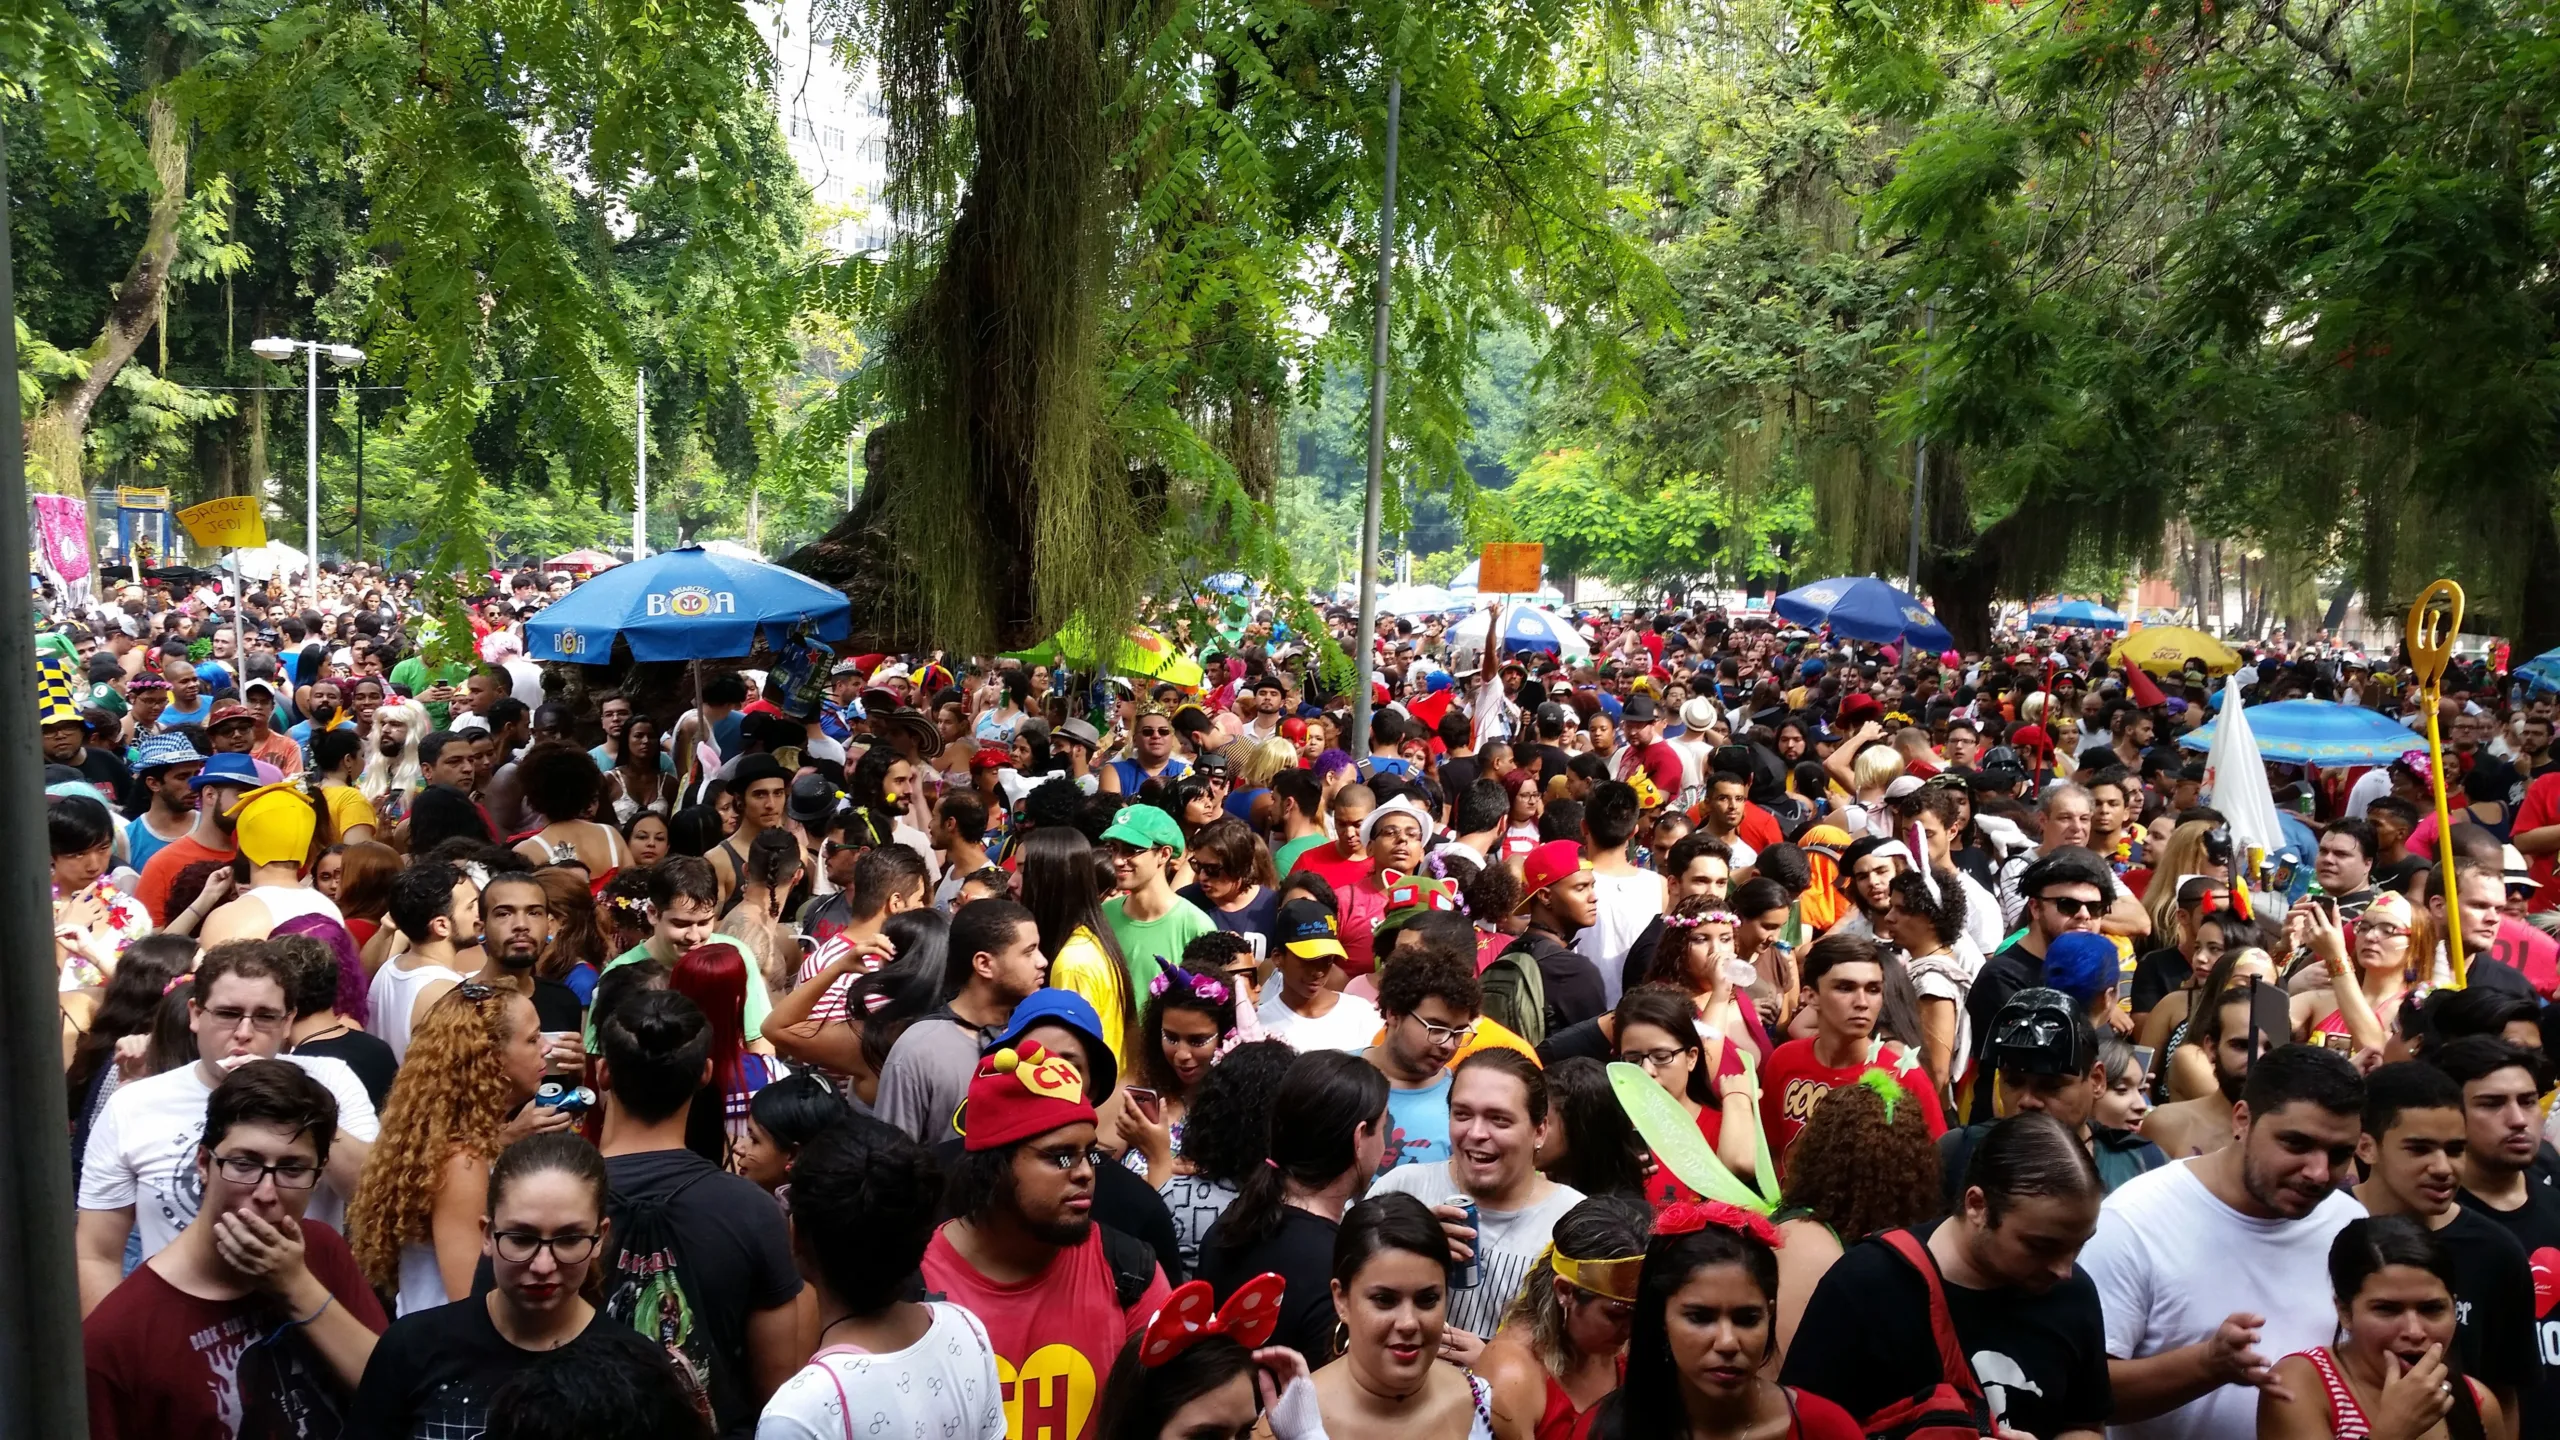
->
<box><xmin>1655</xmin><ymin>1200</ymin><xmax>1784</xmax><ymax>1249</ymax></box>
<box><xmin>1663</xmin><ymin>909</ymin><xmax>1739</xmax><ymax>931</ymax></box>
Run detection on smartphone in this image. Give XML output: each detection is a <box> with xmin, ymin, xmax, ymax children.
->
<box><xmin>1126</xmin><ymin>1087</ymin><xmax>1163</xmax><ymax>1123</ymax></box>
<box><xmin>2132</xmin><ymin>1045</ymin><xmax>2156</xmax><ymax>1074</ymax></box>
<box><xmin>2321</xmin><ymin>1031</ymin><xmax>2356</xmax><ymax>1055</ymax></box>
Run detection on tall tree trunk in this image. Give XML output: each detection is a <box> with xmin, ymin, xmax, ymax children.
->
<box><xmin>2514</xmin><ymin>504</ymin><xmax>2560</xmax><ymax>662</ymax></box>
<box><xmin>21</xmin><ymin>72</ymin><xmax>188</xmax><ymax>496</ymax></box>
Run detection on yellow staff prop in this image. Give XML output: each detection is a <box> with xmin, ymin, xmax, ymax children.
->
<box><xmin>2405</xmin><ymin>579</ymin><xmax>2466</xmax><ymax>988</ymax></box>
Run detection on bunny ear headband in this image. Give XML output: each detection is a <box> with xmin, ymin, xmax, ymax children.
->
<box><xmin>1138</xmin><ymin>1274</ymin><xmax>1285</xmax><ymax>1366</ymax></box>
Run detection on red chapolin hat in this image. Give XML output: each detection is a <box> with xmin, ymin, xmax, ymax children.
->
<box><xmin>955</xmin><ymin>1039</ymin><xmax>1096</xmax><ymax>1152</ymax></box>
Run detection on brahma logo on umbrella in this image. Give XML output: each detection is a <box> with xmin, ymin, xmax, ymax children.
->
<box><xmin>1799</xmin><ymin>585</ymin><xmax>1842</xmax><ymax>607</ymax></box>
<box><xmin>553</xmin><ymin>629</ymin><xmax>589</xmax><ymax>657</ymax></box>
<box><xmin>645</xmin><ymin>586</ymin><xmax>736</xmax><ymax>618</ymax></box>
<box><xmin>1901</xmin><ymin>605</ymin><xmax>1935</xmax><ymax>627</ymax></box>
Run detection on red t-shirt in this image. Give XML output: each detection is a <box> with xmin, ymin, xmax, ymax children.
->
<box><xmin>84</xmin><ymin>1219</ymin><xmax>388</xmax><ymax>1440</ymax></box>
<box><xmin>1737</xmin><ymin>804</ymin><xmax>1785</xmax><ymax>855</ymax></box>
<box><xmin>1757</xmin><ymin>1037</ymin><xmax>1947</xmax><ymax>1164</ymax></box>
<box><xmin>1615</xmin><ymin>740</ymin><xmax>1685</xmax><ymax>800</ymax></box>
<box><xmin>1785</xmin><ymin>1387</ymin><xmax>1865</xmax><ymax>1440</ymax></box>
<box><xmin>136</xmin><ymin>833</ymin><xmax>239</xmax><ymax>927</ymax></box>
<box><xmin>1287</xmin><ymin>847</ymin><xmax>1373</xmax><ymax>895</ymax></box>
<box><xmin>2515</xmin><ymin>773</ymin><xmax>2560</xmax><ymax>912</ymax></box>
<box><xmin>921</xmin><ymin>1225</ymin><xmax>1169</xmax><ymax>1440</ymax></box>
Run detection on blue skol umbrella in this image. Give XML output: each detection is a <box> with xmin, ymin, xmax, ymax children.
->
<box><xmin>2027</xmin><ymin>599</ymin><xmax>2129</xmax><ymax>631</ymax></box>
<box><xmin>2174</xmin><ymin>699</ymin><xmax>2424</xmax><ymax>766</ymax></box>
<box><xmin>524</xmin><ymin>545</ymin><xmax>853</xmax><ymax>663</ymax></box>
<box><xmin>1203</xmin><ymin>572</ymin><xmax>1254</xmax><ymax>595</ymax></box>
<box><xmin>1773</xmin><ymin>576</ymin><xmax>1955</xmax><ymax>650</ymax></box>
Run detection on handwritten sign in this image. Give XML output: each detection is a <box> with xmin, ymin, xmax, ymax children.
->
<box><xmin>176</xmin><ymin>496</ymin><xmax>266</xmax><ymax>549</ymax></box>
<box><xmin>1479</xmin><ymin>542</ymin><xmax>1544</xmax><ymax>595</ymax></box>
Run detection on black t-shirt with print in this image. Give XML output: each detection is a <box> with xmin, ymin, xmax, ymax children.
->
<box><xmin>346</xmin><ymin>1294</ymin><xmax>680</xmax><ymax>1440</ymax></box>
<box><xmin>2424</xmin><ymin>1204</ymin><xmax>2541</xmax><ymax>1399</ymax></box>
<box><xmin>2456</xmin><ymin>1186</ymin><xmax>2560</xmax><ymax>1437</ymax></box>
<box><xmin>1779</xmin><ymin>1221</ymin><xmax>2111</xmax><ymax>1440</ymax></box>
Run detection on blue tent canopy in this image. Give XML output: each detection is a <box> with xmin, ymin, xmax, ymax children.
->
<box><xmin>2174</xmin><ymin>699</ymin><xmax>2423</xmax><ymax>766</ymax></box>
<box><xmin>2027</xmin><ymin>599</ymin><xmax>2128</xmax><ymax>631</ymax></box>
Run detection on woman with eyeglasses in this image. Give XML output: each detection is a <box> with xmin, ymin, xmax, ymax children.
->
<box><xmin>1479</xmin><ymin>1194</ymin><xmax>1653</xmax><ymax>1440</ymax></box>
<box><xmin>1611</xmin><ymin>984</ymin><xmax>1764</xmax><ymax>1198</ymax></box>
<box><xmin>348</xmin><ymin>983</ymin><xmax>568</xmax><ymax>1315</ymax></box>
<box><xmin>2298</xmin><ymin>890</ymin><xmax>2419</xmax><ymax>1053</ymax></box>
<box><xmin>350</xmin><ymin>1132</ymin><xmax>676</xmax><ymax>1437</ymax></box>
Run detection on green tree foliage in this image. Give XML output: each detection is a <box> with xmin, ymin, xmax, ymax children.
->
<box><xmin>1794</xmin><ymin>0</ymin><xmax>2560</xmax><ymax>648</ymax></box>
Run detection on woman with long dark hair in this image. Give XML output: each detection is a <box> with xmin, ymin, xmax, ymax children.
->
<box><xmin>1198</xmin><ymin>1050</ymin><xmax>1390</xmax><ymax>1365</ymax></box>
<box><xmin>1017</xmin><ymin>824</ymin><xmax>1140</xmax><ymax>1061</ymax></box>
<box><xmin>778</xmin><ymin>906</ymin><xmax>952</xmax><ymax>1109</ymax></box>
<box><xmin>2259</xmin><ymin>1216</ymin><xmax>2497</xmax><ymax>1440</ymax></box>
<box><xmin>607</xmin><ymin>711</ymin><xmax>673</xmax><ymax>822</ymax></box>
<box><xmin>1536</xmin><ymin>1057</ymin><xmax>1651</xmax><ymax>1199</ymax></box>
<box><xmin>1612</xmin><ymin>984</ymin><xmax>1763</xmax><ymax>1192</ymax></box>
<box><xmin>1307</xmin><ymin>1193</ymin><xmax>1501</xmax><ymax>1440</ymax></box>
<box><xmin>1590</xmin><ymin>1203</ymin><xmax>1861</xmax><ymax>1440</ymax></box>
<box><xmin>65</xmin><ymin>934</ymin><xmax>197</xmax><ymax>1170</ymax></box>
<box><xmin>1116</xmin><ymin>966</ymin><xmax>1240</xmax><ymax>1187</ymax></box>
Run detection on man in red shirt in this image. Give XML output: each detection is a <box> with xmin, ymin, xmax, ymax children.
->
<box><xmin>2509</xmin><ymin>770</ymin><xmax>2560</xmax><ymax>913</ymax></box>
<box><xmin>134</xmin><ymin>751</ymin><xmax>256</xmax><ymax>924</ymax></box>
<box><xmin>1613</xmin><ymin>696</ymin><xmax>1685</xmax><ymax>802</ymax></box>
<box><xmin>1758</xmin><ymin>932</ymin><xmax>1946</xmax><ymax>1168</ymax></box>
<box><xmin>1289</xmin><ymin>783</ymin><xmax>1376</xmax><ymax>892</ymax></box>
<box><xmin>84</xmin><ymin>1060</ymin><xmax>387</xmax><ymax>1437</ymax></box>
<box><xmin>921</xmin><ymin>1040</ymin><xmax>1169</xmax><ymax>1440</ymax></box>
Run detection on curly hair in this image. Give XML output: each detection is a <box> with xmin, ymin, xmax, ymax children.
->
<box><xmin>348</xmin><ymin>985</ymin><xmax>534</xmax><ymax>1287</ymax></box>
<box><xmin>515</xmin><ymin>741</ymin><xmax>604</xmax><ymax>826</ymax></box>
<box><xmin>1137</xmin><ymin>969</ymin><xmax>1238</xmax><ymax>1097</ymax></box>
<box><xmin>1886</xmin><ymin>868</ymin><xmax>1966</xmax><ymax>948</ymax></box>
<box><xmin>1177</xmin><ymin>1039</ymin><xmax>1295</xmax><ymax>1184</ymax></box>
<box><xmin>1778</xmin><ymin>1070</ymin><xmax>1942</xmax><ymax>1243</ymax></box>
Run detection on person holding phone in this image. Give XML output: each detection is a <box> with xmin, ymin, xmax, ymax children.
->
<box><xmin>1115</xmin><ymin>966</ymin><xmax>1239</xmax><ymax>1187</ymax></box>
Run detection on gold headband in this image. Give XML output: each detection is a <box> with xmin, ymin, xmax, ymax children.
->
<box><xmin>1549</xmin><ymin>1247</ymin><xmax>1642</xmax><ymax>1303</ymax></box>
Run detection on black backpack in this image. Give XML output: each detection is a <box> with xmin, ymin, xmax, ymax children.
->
<box><xmin>602</xmin><ymin>1167</ymin><xmax>731</xmax><ymax>1429</ymax></box>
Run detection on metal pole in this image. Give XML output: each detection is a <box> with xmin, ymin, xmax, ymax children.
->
<box><xmin>353</xmin><ymin>385</ymin><xmax>364</xmax><ymax>554</ymax></box>
<box><xmin>306</xmin><ymin>340</ymin><xmax>320</xmax><ymax>604</ymax></box>
<box><xmin>633</xmin><ymin>369</ymin><xmax>648</xmax><ymax>559</ymax></box>
<box><xmin>1906</xmin><ymin>299</ymin><xmax>1932</xmax><ymax>593</ymax></box>
<box><xmin>0</xmin><ymin>120</ymin><xmax>90</xmax><ymax>1440</ymax></box>
<box><xmin>846</xmin><ymin>428</ymin><xmax>856</xmax><ymax>512</ymax></box>
<box><xmin>1350</xmin><ymin>70</ymin><xmax>1401</xmax><ymax>755</ymax></box>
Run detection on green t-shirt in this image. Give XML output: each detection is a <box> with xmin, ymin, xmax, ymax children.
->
<box><xmin>588</xmin><ymin>934</ymin><xmax>772</xmax><ymax>1046</ymax></box>
<box><xmin>1102</xmin><ymin>894</ymin><xmax>1217</xmax><ymax>992</ymax></box>
<box><xmin>388</xmin><ymin>656</ymin><xmax>472</xmax><ymax>727</ymax></box>
<box><xmin>1273</xmin><ymin>833</ymin><xmax>1330</xmax><ymax>875</ymax></box>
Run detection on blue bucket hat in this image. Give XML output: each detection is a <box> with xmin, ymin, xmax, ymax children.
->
<box><xmin>134</xmin><ymin>733</ymin><xmax>205</xmax><ymax>775</ymax></box>
<box><xmin>189</xmin><ymin>752</ymin><xmax>262</xmax><ymax>790</ymax></box>
<box><xmin>985</xmin><ymin>988</ymin><xmax>1119</xmax><ymax>1100</ymax></box>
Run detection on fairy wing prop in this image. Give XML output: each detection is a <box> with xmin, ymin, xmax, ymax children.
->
<box><xmin>1609</xmin><ymin>1060</ymin><xmax>1783</xmax><ymax>1212</ymax></box>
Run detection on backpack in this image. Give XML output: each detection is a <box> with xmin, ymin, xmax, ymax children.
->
<box><xmin>1480</xmin><ymin>938</ymin><xmax>1550</xmax><ymax>1048</ymax></box>
<box><xmin>1857</xmin><ymin>1229</ymin><xmax>1995</xmax><ymax>1440</ymax></box>
<box><xmin>602</xmin><ymin>1166</ymin><xmax>731</xmax><ymax>1429</ymax></box>
<box><xmin>1099</xmin><ymin>1223</ymin><xmax>1162</xmax><ymax>1305</ymax></box>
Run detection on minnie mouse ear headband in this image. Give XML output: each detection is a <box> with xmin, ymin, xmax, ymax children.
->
<box><xmin>1138</xmin><ymin>1274</ymin><xmax>1285</xmax><ymax>1366</ymax></box>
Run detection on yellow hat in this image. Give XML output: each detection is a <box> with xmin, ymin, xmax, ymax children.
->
<box><xmin>226</xmin><ymin>782</ymin><xmax>319</xmax><ymax>868</ymax></box>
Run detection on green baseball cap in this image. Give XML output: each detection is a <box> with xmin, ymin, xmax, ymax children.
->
<box><xmin>1102</xmin><ymin>803</ymin><xmax>1187</xmax><ymax>856</ymax></box>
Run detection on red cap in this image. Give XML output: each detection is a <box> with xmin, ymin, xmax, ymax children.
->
<box><xmin>207</xmin><ymin>702</ymin><xmax>254</xmax><ymax>727</ymax></box>
<box><xmin>1839</xmin><ymin>693</ymin><xmax>1884</xmax><ymax>727</ymax></box>
<box><xmin>970</xmin><ymin>746</ymin><xmax>1013</xmax><ymax>771</ymax></box>
<box><xmin>1518</xmin><ymin>839</ymin><xmax>1590</xmax><ymax>908</ymax></box>
<box><xmin>2012</xmin><ymin>724</ymin><xmax>2053</xmax><ymax>754</ymax></box>
<box><xmin>1279</xmin><ymin>717</ymin><xmax>1308</xmax><ymax>743</ymax></box>
<box><xmin>955</xmin><ymin>1040</ymin><xmax>1097</xmax><ymax>1151</ymax></box>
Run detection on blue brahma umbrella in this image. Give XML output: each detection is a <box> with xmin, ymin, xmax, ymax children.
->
<box><xmin>1773</xmin><ymin>576</ymin><xmax>1954</xmax><ymax>650</ymax></box>
<box><xmin>2174</xmin><ymin>698</ymin><xmax>2424</xmax><ymax>766</ymax></box>
<box><xmin>524</xmin><ymin>545</ymin><xmax>852</xmax><ymax>663</ymax></box>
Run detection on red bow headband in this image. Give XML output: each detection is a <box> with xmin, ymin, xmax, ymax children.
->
<box><xmin>1138</xmin><ymin>1273</ymin><xmax>1285</xmax><ymax>1366</ymax></box>
<box><xmin>1654</xmin><ymin>1200</ymin><xmax>1784</xmax><ymax>1250</ymax></box>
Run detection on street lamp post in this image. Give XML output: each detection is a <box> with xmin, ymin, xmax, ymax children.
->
<box><xmin>251</xmin><ymin>335</ymin><xmax>366</xmax><ymax>602</ymax></box>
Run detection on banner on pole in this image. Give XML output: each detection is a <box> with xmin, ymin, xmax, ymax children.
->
<box><xmin>176</xmin><ymin>497</ymin><xmax>266</xmax><ymax>550</ymax></box>
<box><xmin>32</xmin><ymin>494</ymin><xmax>93</xmax><ymax>584</ymax></box>
<box><xmin>1478</xmin><ymin>542</ymin><xmax>1544</xmax><ymax>595</ymax></box>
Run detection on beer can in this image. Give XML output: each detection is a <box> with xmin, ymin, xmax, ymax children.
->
<box><xmin>1446</xmin><ymin>1195</ymin><xmax>1482</xmax><ymax>1289</ymax></box>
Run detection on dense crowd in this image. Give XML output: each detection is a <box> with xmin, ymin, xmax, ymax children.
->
<box><xmin>42</xmin><ymin>562</ymin><xmax>2560</xmax><ymax>1440</ymax></box>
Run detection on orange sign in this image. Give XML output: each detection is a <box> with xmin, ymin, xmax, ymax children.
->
<box><xmin>1479</xmin><ymin>542</ymin><xmax>1544</xmax><ymax>595</ymax></box>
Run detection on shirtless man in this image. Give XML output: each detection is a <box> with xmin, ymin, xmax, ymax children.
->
<box><xmin>2139</xmin><ymin>983</ymin><xmax>2286</xmax><ymax>1158</ymax></box>
<box><xmin>709</xmin><ymin>753</ymin><xmax>796</xmax><ymax>906</ymax></box>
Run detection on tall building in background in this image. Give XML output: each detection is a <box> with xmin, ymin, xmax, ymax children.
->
<box><xmin>762</xmin><ymin>0</ymin><xmax>892</xmax><ymax>254</ymax></box>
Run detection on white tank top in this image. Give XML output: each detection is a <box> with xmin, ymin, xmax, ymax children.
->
<box><xmin>396</xmin><ymin>1242</ymin><xmax>450</xmax><ymax>1316</ymax></box>
<box><xmin>367</xmin><ymin>958</ymin><xmax>468</xmax><ymax>1062</ymax></box>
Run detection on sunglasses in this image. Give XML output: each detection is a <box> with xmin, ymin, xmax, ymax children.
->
<box><xmin>2036</xmin><ymin>895</ymin><xmax>2101</xmax><ymax>918</ymax></box>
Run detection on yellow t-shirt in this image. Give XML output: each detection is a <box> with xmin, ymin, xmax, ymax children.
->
<box><xmin>1047</xmin><ymin>925</ymin><xmax>1131</xmax><ymax>1064</ymax></box>
<box><xmin>322</xmin><ymin>783</ymin><xmax>379</xmax><ymax>839</ymax></box>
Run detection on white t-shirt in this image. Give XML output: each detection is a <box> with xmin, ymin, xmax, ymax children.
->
<box><xmin>2345</xmin><ymin>767</ymin><xmax>2393</xmax><ymax>819</ymax></box>
<box><xmin>755</xmin><ymin>1301</ymin><xmax>1007</xmax><ymax>1440</ymax></box>
<box><xmin>77</xmin><ymin>1054</ymin><xmax>382</xmax><ymax>1258</ymax></box>
<box><xmin>2079</xmin><ymin>1158</ymin><xmax>2364</xmax><ymax>1440</ymax></box>
<box><xmin>1255</xmin><ymin>988</ymin><xmax>1384</xmax><ymax>1053</ymax></box>
<box><xmin>1370</xmin><ymin>1162</ymin><xmax>1584</xmax><ymax>1339</ymax></box>
<box><xmin>1573</xmin><ymin>868</ymin><xmax>1667</xmax><ymax>1011</ymax></box>
<box><xmin>1953</xmin><ymin>869</ymin><xmax>2005</xmax><ymax>960</ymax></box>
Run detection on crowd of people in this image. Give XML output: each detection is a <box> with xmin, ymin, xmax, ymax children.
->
<box><xmin>43</xmin><ymin>560</ymin><xmax>2560</xmax><ymax>1440</ymax></box>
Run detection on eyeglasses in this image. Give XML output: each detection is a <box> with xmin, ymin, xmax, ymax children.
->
<box><xmin>1370</xmin><ymin>823</ymin><xmax>1426</xmax><ymax>844</ymax></box>
<box><xmin>205</xmin><ymin>1005</ymin><xmax>291</xmax><ymax>1031</ymax></box>
<box><xmin>1619</xmin><ymin>1046</ymin><xmax>1694</xmax><ymax>1069</ymax></box>
<box><xmin>2036</xmin><ymin>895</ymin><xmax>2100</xmax><ymax>918</ymax></box>
<box><xmin>1032</xmin><ymin>1144</ymin><xmax>1111</xmax><ymax>1172</ymax></box>
<box><xmin>1407</xmin><ymin>1015</ymin><xmax>1478</xmax><ymax>1048</ymax></box>
<box><xmin>211</xmin><ymin>1152</ymin><xmax>319</xmax><ymax>1189</ymax></box>
<box><xmin>1191</xmin><ymin>862</ymin><xmax>1227</xmax><ymax>880</ymax></box>
<box><xmin>491</xmin><ymin>1230</ymin><xmax>604</xmax><ymax>1265</ymax></box>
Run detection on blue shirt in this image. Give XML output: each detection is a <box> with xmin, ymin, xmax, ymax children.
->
<box><xmin>126</xmin><ymin>814</ymin><xmax>183</xmax><ymax>873</ymax></box>
<box><xmin>1380</xmin><ymin>1069</ymin><xmax>1453</xmax><ymax>1176</ymax></box>
<box><xmin>160</xmin><ymin>697</ymin><xmax>212</xmax><ymax>729</ymax></box>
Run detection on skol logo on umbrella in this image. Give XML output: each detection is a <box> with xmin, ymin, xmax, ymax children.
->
<box><xmin>644</xmin><ymin>586</ymin><xmax>736</xmax><ymax>618</ymax></box>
